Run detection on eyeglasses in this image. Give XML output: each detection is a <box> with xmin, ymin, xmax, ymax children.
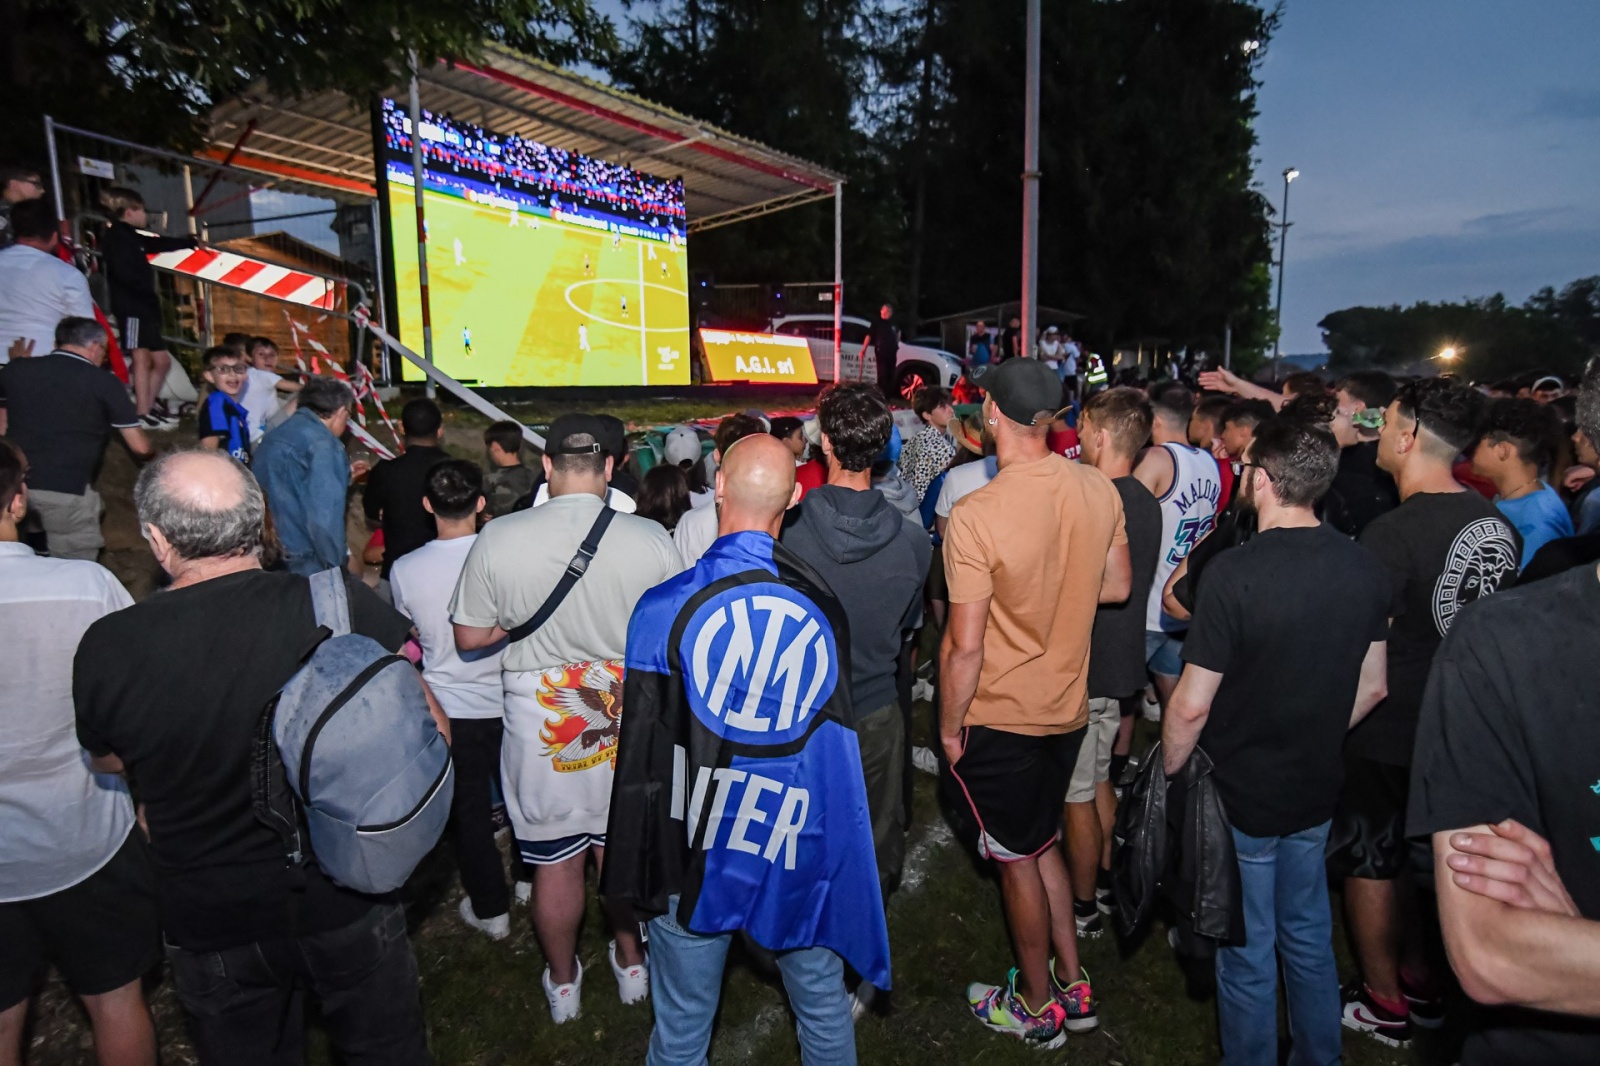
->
<box><xmin>1232</xmin><ymin>461</ymin><xmax>1274</xmax><ymax>482</ymax></box>
<box><xmin>210</xmin><ymin>363</ymin><xmax>248</xmax><ymax>376</ymax></box>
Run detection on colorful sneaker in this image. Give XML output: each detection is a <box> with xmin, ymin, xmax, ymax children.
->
<box><xmin>1341</xmin><ymin>983</ymin><xmax>1411</xmax><ymax>1047</ymax></box>
<box><xmin>966</xmin><ymin>969</ymin><xmax>1067</xmax><ymax>1049</ymax></box>
<box><xmin>608</xmin><ymin>940</ymin><xmax>649</xmax><ymax>1005</ymax></box>
<box><xmin>1050</xmin><ymin>963</ymin><xmax>1100</xmax><ymax>1033</ymax></box>
<box><xmin>542</xmin><ymin>957</ymin><xmax>584</xmax><ymax>1024</ymax></box>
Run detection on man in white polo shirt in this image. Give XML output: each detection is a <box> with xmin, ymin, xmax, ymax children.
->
<box><xmin>0</xmin><ymin>438</ymin><xmax>160</xmax><ymax>1065</ymax></box>
<box><xmin>0</xmin><ymin>200</ymin><xmax>97</xmax><ymax>363</ymax></box>
<box><xmin>452</xmin><ymin>413</ymin><xmax>681</xmax><ymax>1023</ymax></box>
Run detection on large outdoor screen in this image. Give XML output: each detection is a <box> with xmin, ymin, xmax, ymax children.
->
<box><xmin>380</xmin><ymin>98</ymin><xmax>690</xmax><ymax>386</ymax></box>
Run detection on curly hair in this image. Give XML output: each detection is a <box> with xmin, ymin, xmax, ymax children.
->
<box><xmin>818</xmin><ymin>383</ymin><xmax>892</xmax><ymax>472</ymax></box>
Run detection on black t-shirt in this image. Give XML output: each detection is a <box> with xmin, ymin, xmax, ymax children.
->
<box><xmin>1172</xmin><ymin>500</ymin><xmax>1256</xmax><ymax>615</ymax></box>
<box><xmin>1183</xmin><ymin>524</ymin><xmax>1391</xmax><ymax>837</ymax></box>
<box><xmin>1089</xmin><ymin>477</ymin><xmax>1162</xmax><ymax>699</ymax></box>
<box><xmin>1517</xmin><ymin>532</ymin><xmax>1600</xmax><ymax>586</ymax></box>
<box><xmin>1408</xmin><ymin>564</ymin><xmax>1600</xmax><ymax>1065</ymax></box>
<box><xmin>1348</xmin><ymin>491</ymin><xmax>1521</xmax><ymax>766</ymax></box>
<box><xmin>362</xmin><ymin>445</ymin><xmax>449</xmax><ymax>576</ymax></box>
<box><xmin>0</xmin><ymin>351</ymin><xmax>140</xmax><ymax>494</ymax></box>
<box><xmin>871</xmin><ymin>318</ymin><xmax>899</xmax><ymax>363</ymax></box>
<box><xmin>1324</xmin><ymin>441</ymin><xmax>1398</xmax><ymax>538</ymax></box>
<box><xmin>74</xmin><ymin>569</ymin><xmax>414</xmax><ymax>951</ymax></box>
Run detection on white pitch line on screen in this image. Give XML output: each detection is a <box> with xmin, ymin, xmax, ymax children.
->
<box><xmin>637</xmin><ymin>238</ymin><xmax>648</xmax><ymax>382</ymax></box>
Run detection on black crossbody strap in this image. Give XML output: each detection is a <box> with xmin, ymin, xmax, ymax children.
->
<box><xmin>506</xmin><ymin>505</ymin><xmax>616</xmax><ymax>645</ymax></box>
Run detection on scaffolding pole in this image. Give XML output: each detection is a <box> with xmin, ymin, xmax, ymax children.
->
<box><xmin>833</xmin><ymin>182</ymin><xmax>844</xmax><ymax>368</ymax></box>
<box><xmin>407</xmin><ymin>55</ymin><xmax>437</xmax><ymax>398</ymax></box>
<box><xmin>1020</xmin><ymin>0</ymin><xmax>1041</xmax><ymax>360</ymax></box>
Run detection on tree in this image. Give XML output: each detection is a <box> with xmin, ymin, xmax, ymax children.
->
<box><xmin>0</xmin><ymin>0</ymin><xmax>614</xmax><ymax>159</ymax></box>
<box><xmin>1320</xmin><ymin>276</ymin><xmax>1600</xmax><ymax>382</ymax></box>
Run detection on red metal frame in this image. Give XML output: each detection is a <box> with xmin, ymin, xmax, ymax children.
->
<box><xmin>195</xmin><ymin>146</ymin><xmax>377</xmax><ymax>197</ymax></box>
<box><xmin>452</xmin><ymin>61</ymin><xmax>834</xmax><ymax>193</ymax></box>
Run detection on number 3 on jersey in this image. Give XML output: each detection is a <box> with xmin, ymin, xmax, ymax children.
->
<box><xmin>1167</xmin><ymin>514</ymin><xmax>1215</xmax><ymax>566</ymax></box>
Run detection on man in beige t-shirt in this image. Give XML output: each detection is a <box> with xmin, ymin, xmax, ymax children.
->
<box><xmin>940</xmin><ymin>359</ymin><xmax>1130</xmax><ymax>1049</ymax></box>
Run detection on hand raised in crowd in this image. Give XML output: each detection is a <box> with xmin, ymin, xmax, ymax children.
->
<box><xmin>8</xmin><ymin>337</ymin><xmax>34</xmax><ymax>361</ymax></box>
<box><xmin>350</xmin><ymin>458</ymin><xmax>372</xmax><ymax>481</ymax></box>
<box><xmin>1445</xmin><ymin>819</ymin><xmax>1580</xmax><ymax>917</ymax></box>
<box><xmin>1197</xmin><ymin>367</ymin><xmax>1244</xmax><ymax>395</ymax></box>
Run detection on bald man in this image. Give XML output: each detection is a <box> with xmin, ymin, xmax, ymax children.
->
<box><xmin>73</xmin><ymin>449</ymin><xmax>437</xmax><ymax>1064</ymax></box>
<box><xmin>605</xmin><ymin>430</ymin><xmax>889</xmax><ymax>1066</ymax></box>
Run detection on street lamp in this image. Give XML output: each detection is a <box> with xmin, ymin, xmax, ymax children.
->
<box><xmin>1273</xmin><ymin>166</ymin><xmax>1299</xmax><ymax>376</ymax></box>
<box><xmin>1437</xmin><ymin>346</ymin><xmax>1458</xmax><ymax>362</ymax></box>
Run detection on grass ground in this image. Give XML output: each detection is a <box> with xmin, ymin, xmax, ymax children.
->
<box><xmin>30</xmin><ymin>393</ymin><xmax>1472</xmax><ymax>1064</ymax></box>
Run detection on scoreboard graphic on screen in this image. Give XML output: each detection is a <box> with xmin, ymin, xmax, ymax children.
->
<box><xmin>380</xmin><ymin>98</ymin><xmax>691</xmax><ymax>386</ymax></box>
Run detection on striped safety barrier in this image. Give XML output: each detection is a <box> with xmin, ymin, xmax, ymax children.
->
<box><xmin>146</xmin><ymin>247</ymin><xmax>341</xmax><ymax>310</ymax></box>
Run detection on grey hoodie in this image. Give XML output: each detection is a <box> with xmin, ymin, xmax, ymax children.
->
<box><xmin>781</xmin><ymin>484</ymin><xmax>932</xmax><ymax>717</ymax></box>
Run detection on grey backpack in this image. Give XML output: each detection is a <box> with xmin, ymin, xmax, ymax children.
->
<box><xmin>255</xmin><ymin>570</ymin><xmax>454</xmax><ymax>895</ymax></box>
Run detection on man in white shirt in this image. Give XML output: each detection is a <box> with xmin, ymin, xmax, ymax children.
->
<box><xmin>0</xmin><ymin>200</ymin><xmax>97</xmax><ymax>364</ymax></box>
<box><xmin>672</xmin><ymin>414</ymin><xmax>767</xmax><ymax>567</ymax></box>
<box><xmin>452</xmin><ymin>414</ymin><xmax>681</xmax><ymax>1023</ymax></box>
<box><xmin>390</xmin><ymin>458</ymin><xmax>519</xmax><ymax>942</ymax></box>
<box><xmin>0</xmin><ymin>438</ymin><xmax>159</xmax><ymax>1066</ymax></box>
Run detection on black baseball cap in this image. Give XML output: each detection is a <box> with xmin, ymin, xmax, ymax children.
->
<box><xmin>971</xmin><ymin>359</ymin><xmax>1064</xmax><ymax>426</ymax></box>
<box><xmin>545</xmin><ymin>413</ymin><xmax>607</xmax><ymax>455</ymax></box>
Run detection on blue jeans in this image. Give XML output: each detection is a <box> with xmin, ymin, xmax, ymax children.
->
<box><xmin>647</xmin><ymin>895</ymin><xmax>855</xmax><ymax>1066</ymax></box>
<box><xmin>1215</xmin><ymin>821</ymin><xmax>1341</xmax><ymax>1066</ymax></box>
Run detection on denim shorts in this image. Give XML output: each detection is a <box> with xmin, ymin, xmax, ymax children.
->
<box><xmin>1144</xmin><ymin>629</ymin><xmax>1185</xmax><ymax>678</ymax></box>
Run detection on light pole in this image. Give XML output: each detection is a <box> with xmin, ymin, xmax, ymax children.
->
<box><xmin>1272</xmin><ymin>166</ymin><xmax>1298</xmax><ymax>377</ymax></box>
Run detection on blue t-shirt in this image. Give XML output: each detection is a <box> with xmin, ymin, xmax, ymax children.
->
<box><xmin>198</xmin><ymin>391</ymin><xmax>252</xmax><ymax>465</ymax></box>
<box><xmin>1496</xmin><ymin>483</ymin><xmax>1573</xmax><ymax>567</ymax></box>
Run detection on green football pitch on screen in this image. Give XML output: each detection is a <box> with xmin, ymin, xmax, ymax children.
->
<box><xmin>388</xmin><ymin>185</ymin><xmax>691</xmax><ymax>387</ymax></box>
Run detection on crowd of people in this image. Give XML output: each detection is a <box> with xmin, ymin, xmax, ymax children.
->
<box><xmin>5</xmin><ymin>211</ymin><xmax>1600</xmax><ymax>1065</ymax></box>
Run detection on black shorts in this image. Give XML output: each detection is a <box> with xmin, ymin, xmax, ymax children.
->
<box><xmin>0</xmin><ymin>831</ymin><xmax>161</xmax><ymax>1010</ymax></box>
<box><xmin>947</xmin><ymin>725</ymin><xmax>1085</xmax><ymax>862</ymax></box>
<box><xmin>1326</xmin><ymin>754</ymin><xmax>1411</xmax><ymax>880</ymax></box>
<box><xmin>119</xmin><ymin>313</ymin><xmax>165</xmax><ymax>353</ymax></box>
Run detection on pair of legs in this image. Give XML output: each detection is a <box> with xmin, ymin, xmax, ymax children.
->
<box><xmin>449</xmin><ymin>717</ymin><xmax>515</xmax><ymax>921</ymax></box>
<box><xmin>647</xmin><ymin>895</ymin><xmax>854</xmax><ymax>1066</ymax></box>
<box><xmin>1064</xmin><ymin>698</ymin><xmax>1122</xmax><ymax>909</ymax></box>
<box><xmin>128</xmin><ymin>347</ymin><xmax>171</xmax><ymax>418</ymax></box>
<box><xmin>1329</xmin><ymin>755</ymin><xmax>1437</xmax><ymax>1007</ymax></box>
<box><xmin>1214</xmin><ymin>822</ymin><xmax>1341</xmax><ymax>1066</ymax></box>
<box><xmin>526</xmin><ymin>840</ymin><xmax>643</xmax><ymax>983</ymax></box>
<box><xmin>167</xmin><ymin>903</ymin><xmax>429</xmax><ymax>1065</ymax></box>
<box><xmin>998</xmin><ymin>846</ymin><xmax>1082</xmax><ymax>1010</ymax></box>
<box><xmin>0</xmin><ymin>832</ymin><xmax>159</xmax><ymax>1066</ymax></box>
<box><xmin>948</xmin><ymin>725</ymin><xmax>1086</xmax><ymax>1011</ymax></box>
<box><xmin>0</xmin><ymin>980</ymin><xmax>155</xmax><ymax>1066</ymax></box>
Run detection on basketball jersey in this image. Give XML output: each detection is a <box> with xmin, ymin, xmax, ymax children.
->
<box><xmin>1146</xmin><ymin>443</ymin><xmax>1222</xmax><ymax>632</ymax></box>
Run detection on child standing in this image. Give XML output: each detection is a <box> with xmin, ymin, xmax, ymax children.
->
<box><xmin>482</xmin><ymin>420</ymin><xmax>536</xmax><ymax>519</ymax></box>
<box><xmin>196</xmin><ymin>346</ymin><xmax>253</xmax><ymax>465</ymax></box>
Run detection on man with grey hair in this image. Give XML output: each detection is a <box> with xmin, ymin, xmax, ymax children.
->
<box><xmin>74</xmin><ymin>449</ymin><xmax>436</xmax><ymax>1064</ymax></box>
<box><xmin>0</xmin><ymin>315</ymin><xmax>152</xmax><ymax>559</ymax></box>
<box><xmin>253</xmin><ymin>374</ymin><xmax>360</xmax><ymax>576</ymax></box>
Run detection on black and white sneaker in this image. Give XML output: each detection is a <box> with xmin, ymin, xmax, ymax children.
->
<box><xmin>1341</xmin><ymin>983</ymin><xmax>1412</xmax><ymax>1047</ymax></box>
<box><xmin>1094</xmin><ymin>872</ymin><xmax>1116</xmax><ymax>917</ymax></box>
<box><xmin>140</xmin><ymin>413</ymin><xmax>179</xmax><ymax>430</ymax></box>
<box><xmin>1072</xmin><ymin>899</ymin><xmax>1104</xmax><ymax>938</ymax></box>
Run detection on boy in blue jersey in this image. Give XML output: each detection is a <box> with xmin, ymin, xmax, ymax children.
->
<box><xmin>196</xmin><ymin>346</ymin><xmax>252</xmax><ymax>465</ymax></box>
<box><xmin>604</xmin><ymin>433</ymin><xmax>888</xmax><ymax>1066</ymax></box>
<box><xmin>1471</xmin><ymin>397</ymin><xmax>1573</xmax><ymax>567</ymax></box>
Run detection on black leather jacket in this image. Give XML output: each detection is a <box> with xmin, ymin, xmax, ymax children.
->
<box><xmin>1111</xmin><ymin>742</ymin><xmax>1243</xmax><ymax>947</ymax></box>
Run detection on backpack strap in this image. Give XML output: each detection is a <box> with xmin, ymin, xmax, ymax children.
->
<box><xmin>506</xmin><ymin>506</ymin><xmax>615</xmax><ymax>645</ymax></box>
<box><xmin>309</xmin><ymin>568</ymin><xmax>352</xmax><ymax>637</ymax></box>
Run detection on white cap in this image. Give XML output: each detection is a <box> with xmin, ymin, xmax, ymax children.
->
<box><xmin>663</xmin><ymin>425</ymin><xmax>701</xmax><ymax>467</ymax></box>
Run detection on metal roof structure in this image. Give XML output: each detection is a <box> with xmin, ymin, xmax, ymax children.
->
<box><xmin>203</xmin><ymin>44</ymin><xmax>844</xmax><ymax>233</ymax></box>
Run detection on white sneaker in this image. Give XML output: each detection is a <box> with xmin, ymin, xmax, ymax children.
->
<box><xmin>457</xmin><ymin>897</ymin><xmax>509</xmax><ymax>941</ymax></box>
<box><xmin>542</xmin><ymin>958</ymin><xmax>583</xmax><ymax>1023</ymax></box>
<box><xmin>514</xmin><ymin>880</ymin><xmax>532</xmax><ymax>905</ymax></box>
<box><xmin>911</xmin><ymin>745</ymin><xmax>939</xmax><ymax>776</ymax></box>
<box><xmin>609</xmin><ymin>940</ymin><xmax>649</xmax><ymax>1005</ymax></box>
<box><xmin>911</xmin><ymin>679</ymin><xmax>935</xmax><ymax>703</ymax></box>
<box><xmin>850</xmin><ymin>982</ymin><xmax>878</xmax><ymax>1022</ymax></box>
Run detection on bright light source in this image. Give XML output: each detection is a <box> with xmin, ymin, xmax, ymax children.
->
<box><xmin>1284</xmin><ymin>167</ymin><xmax>1300</xmax><ymax>183</ymax></box>
<box><xmin>1438</xmin><ymin>346</ymin><xmax>1458</xmax><ymax>361</ymax></box>
<box><xmin>1242</xmin><ymin>39</ymin><xmax>1261</xmax><ymax>54</ymax></box>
